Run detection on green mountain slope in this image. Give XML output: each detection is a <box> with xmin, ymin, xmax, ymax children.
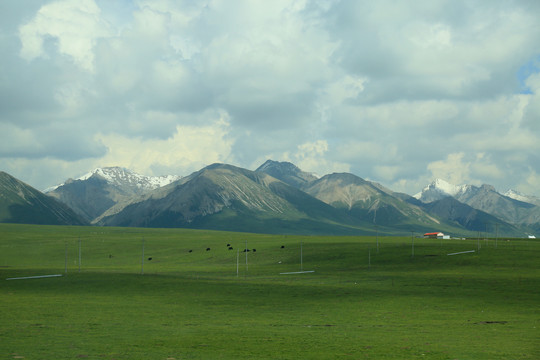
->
<box><xmin>0</xmin><ymin>171</ymin><xmax>87</xmax><ymax>225</ymax></box>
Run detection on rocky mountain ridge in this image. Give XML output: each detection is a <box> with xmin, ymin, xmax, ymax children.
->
<box><xmin>96</xmin><ymin>163</ymin><xmax>366</xmax><ymax>234</ymax></box>
<box><xmin>414</xmin><ymin>178</ymin><xmax>540</xmax><ymax>233</ymax></box>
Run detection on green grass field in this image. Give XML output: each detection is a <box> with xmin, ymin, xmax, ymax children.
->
<box><xmin>1</xmin><ymin>223</ymin><xmax>539</xmax><ymax>359</ymax></box>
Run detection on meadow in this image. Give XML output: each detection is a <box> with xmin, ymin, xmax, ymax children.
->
<box><xmin>1</xmin><ymin>223</ymin><xmax>538</xmax><ymax>359</ymax></box>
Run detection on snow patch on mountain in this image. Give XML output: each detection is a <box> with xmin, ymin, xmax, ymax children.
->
<box><xmin>414</xmin><ymin>178</ymin><xmax>470</xmax><ymax>201</ymax></box>
<box><xmin>45</xmin><ymin>167</ymin><xmax>181</xmax><ymax>193</ymax></box>
<box><xmin>504</xmin><ymin>189</ymin><xmax>540</xmax><ymax>206</ymax></box>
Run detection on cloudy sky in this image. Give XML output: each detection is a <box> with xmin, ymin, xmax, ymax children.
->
<box><xmin>1</xmin><ymin>0</ymin><xmax>540</xmax><ymax>196</ymax></box>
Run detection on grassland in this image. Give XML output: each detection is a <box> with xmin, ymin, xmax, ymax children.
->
<box><xmin>1</xmin><ymin>223</ymin><xmax>539</xmax><ymax>359</ymax></box>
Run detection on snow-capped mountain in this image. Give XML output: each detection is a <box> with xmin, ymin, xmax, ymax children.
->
<box><xmin>413</xmin><ymin>179</ymin><xmax>470</xmax><ymax>203</ymax></box>
<box><xmin>47</xmin><ymin>167</ymin><xmax>181</xmax><ymax>193</ymax></box>
<box><xmin>504</xmin><ymin>189</ymin><xmax>540</xmax><ymax>206</ymax></box>
<box><xmin>46</xmin><ymin>167</ymin><xmax>182</xmax><ymax>223</ymax></box>
<box><xmin>415</xmin><ymin>179</ymin><xmax>540</xmax><ymax>230</ymax></box>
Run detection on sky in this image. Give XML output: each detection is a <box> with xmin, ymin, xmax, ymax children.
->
<box><xmin>1</xmin><ymin>0</ymin><xmax>540</xmax><ymax>196</ymax></box>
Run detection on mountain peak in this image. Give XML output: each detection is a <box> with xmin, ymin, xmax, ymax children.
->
<box><xmin>256</xmin><ymin>160</ymin><xmax>299</xmax><ymax>173</ymax></box>
<box><xmin>46</xmin><ymin>167</ymin><xmax>182</xmax><ymax>193</ymax></box>
<box><xmin>504</xmin><ymin>189</ymin><xmax>540</xmax><ymax>206</ymax></box>
<box><xmin>479</xmin><ymin>184</ymin><xmax>496</xmax><ymax>192</ymax></box>
<box><xmin>79</xmin><ymin>166</ymin><xmax>132</xmax><ymax>181</ymax></box>
<box><xmin>255</xmin><ymin>159</ymin><xmax>318</xmax><ymax>188</ymax></box>
<box><xmin>414</xmin><ymin>178</ymin><xmax>469</xmax><ymax>202</ymax></box>
<box><xmin>432</xmin><ymin>178</ymin><xmax>465</xmax><ymax>196</ymax></box>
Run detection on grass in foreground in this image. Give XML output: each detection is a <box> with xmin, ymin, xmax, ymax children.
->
<box><xmin>1</xmin><ymin>224</ymin><xmax>539</xmax><ymax>359</ymax></box>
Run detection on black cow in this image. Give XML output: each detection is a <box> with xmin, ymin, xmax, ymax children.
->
<box><xmin>206</xmin><ymin>248</ymin><xmax>211</xmax><ymax>251</ymax></box>
<box><xmin>252</xmin><ymin>249</ymin><xmax>256</xmax><ymax>252</ymax></box>
<box><xmin>281</xmin><ymin>245</ymin><xmax>285</xmax><ymax>249</ymax></box>
<box><xmin>228</xmin><ymin>247</ymin><xmax>233</xmax><ymax>250</ymax></box>
<box><xmin>188</xmin><ymin>250</ymin><xmax>193</xmax><ymax>253</ymax></box>
<box><xmin>148</xmin><ymin>257</ymin><xmax>152</xmax><ymax>261</ymax></box>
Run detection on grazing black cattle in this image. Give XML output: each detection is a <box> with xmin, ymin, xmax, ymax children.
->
<box><xmin>227</xmin><ymin>243</ymin><xmax>231</xmax><ymax>247</ymax></box>
<box><xmin>281</xmin><ymin>245</ymin><xmax>285</xmax><ymax>249</ymax></box>
<box><xmin>252</xmin><ymin>249</ymin><xmax>256</xmax><ymax>252</ymax></box>
<box><xmin>228</xmin><ymin>247</ymin><xmax>233</xmax><ymax>250</ymax></box>
<box><xmin>243</xmin><ymin>249</ymin><xmax>250</xmax><ymax>252</ymax></box>
<box><xmin>188</xmin><ymin>250</ymin><xmax>193</xmax><ymax>253</ymax></box>
<box><xmin>206</xmin><ymin>248</ymin><xmax>211</xmax><ymax>251</ymax></box>
<box><xmin>148</xmin><ymin>257</ymin><xmax>152</xmax><ymax>261</ymax></box>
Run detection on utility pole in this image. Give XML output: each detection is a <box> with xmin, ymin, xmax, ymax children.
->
<box><xmin>78</xmin><ymin>237</ymin><xmax>81</xmax><ymax>273</ymax></box>
<box><xmin>484</xmin><ymin>223</ymin><xmax>488</xmax><ymax>245</ymax></box>
<box><xmin>495</xmin><ymin>223</ymin><xmax>499</xmax><ymax>248</ymax></box>
<box><xmin>141</xmin><ymin>238</ymin><xmax>145</xmax><ymax>275</ymax></box>
<box><xmin>376</xmin><ymin>225</ymin><xmax>379</xmax><ymax>253</ymax></box>
<box><xmin>300</xmin><ymin>241</ymin><xmax>303</xmax><ymax>272</ymax></box>
<box><xmin>411</xmin><ymin>230</ymin><xmax>414</xmax><ymax>258</ymax></box>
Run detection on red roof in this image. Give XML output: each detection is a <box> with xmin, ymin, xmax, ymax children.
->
<box><xmin>424</xmin><ymin>232</ymin><xmax>440</xmax><ymax>236</ymax></box>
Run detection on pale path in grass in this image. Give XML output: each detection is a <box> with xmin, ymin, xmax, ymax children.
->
<box><xmin>6</xmin><ymin>274</ymin><xmax>62</xmax><ymax>280</ymax></box>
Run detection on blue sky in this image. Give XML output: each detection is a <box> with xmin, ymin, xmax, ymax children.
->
<box><xmin>518</xmin><ymin>56</ymin><xmax>540</xmax><ymax>94</ymax></box>
<box><xmin>1</xmin><ymin>0</ymin><xmax>540</xmax><ymax>196</ymax></box>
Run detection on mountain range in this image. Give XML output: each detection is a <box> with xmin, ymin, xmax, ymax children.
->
<box><xmin>1</xmin><ymin>161</ymin><xmax>538</xmax><ymax>236</ymax></box>
<box><xmin>414</xmin><ymin>178</ymin><xmax>540</xmax><ymax>233</ymax></box>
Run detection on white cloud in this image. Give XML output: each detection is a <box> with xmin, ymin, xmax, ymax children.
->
<box><xmin>427</xmin><ymin>152</ymin><xmax>472</xmax><ymax>185</ymax></box>
<box><xmin>406</xmin><ymin>22</ymin><xmax>452</xmax><ymax>49</ymax></box>
<box><xmin>517</xmin><ymin>168</ymin><xmax>540</xmax><ymax>195</ymax></box>
<box><xmin>471</xmin><ymin>153</ymin><xmax>504</xmax><ymax>180</ymax></box>
<box><xmin>96</xmin><ymin>117</ymin><xmax>233</xmax><ymax>176</ymax></box>
<box><xmin>522</xmin><ymin>73</ymin><xmax>540</xmax><ymax>132</ymax></box>
<box><xmin>427</xmin><ymin>152</ymin><xmax>504</xmax><ymax>187</ymax></box>
<box><xmin>292</xmin><ymin>140</ymin><xmax>350</xmax><ymax>176</ymax></box>
<box><xmin>373</xmin><ymin>165</ymin><xmax>401</xmax><ymax>182</ymax></box>
<box><xmin>19</xmin><ymin>0</ymin><xmax>112</xmax><ymax>72</ymax></box>
<box><xmin>2</xmin><ymin>0</ymin><xmax>540</xmax><ymax>197</ymax></box>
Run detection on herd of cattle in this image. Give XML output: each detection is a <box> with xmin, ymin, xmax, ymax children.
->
<box><xmin>185</xmin><ymin>244</ymin><xmax>287</xmax><ymax>254</ymax></box>
<box><xmin>145</xmin><ymin>244</ymin><xmax>287</xmax><ymax>261</ymax></box>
